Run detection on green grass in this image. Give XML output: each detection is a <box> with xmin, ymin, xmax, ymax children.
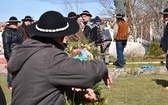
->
<box><xmin>102</xmin><ymin>73</ymin><xmax>168</xmax><ymax>105</ymax></box>
<box><xmin>1</xmin><ymin>62</ymin><xmax>168</xmax><ymax>105</ymax></box>
<box><xmin>110</xmin><ymin>56</ymin><xmax>165</xmax><ymax>63</ymax></box>
<box><xmin>1</xmin><ymin>73</ymin><xmax>168</xmax><ymax>105</ymax></box>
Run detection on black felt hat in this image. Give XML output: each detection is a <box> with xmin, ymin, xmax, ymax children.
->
<box><xmin>22</xmin><ymin>16</ymin><xmax>34</xmax><ymax>21</ymax></box>
<box><xmin>161</xmin><ymin>8</ymin><xmax>168</xmax><ymax>15</ymax></box>
<box><xmin>80</xmin><ymin>10</ymin><xmax>92</xmax><ymax>17</ymax></box>
<box><xmin>115</xmin><ymin>13</ymin><xmax>123</xmax><ymax>19</ymax></box>
<box><xmin>68</xmin><ymin>12</ymin><xmax>80</xmax><ymax>20</ymax></box>
<box><xmin>25</xmin><ymin>11</ymin><xmax>79</xmax><ymax>37</ymax></box>
<box><xmin>7</xmin><ymin>16</ymin><xmax>21</xmax><ymax>23</ymax></box>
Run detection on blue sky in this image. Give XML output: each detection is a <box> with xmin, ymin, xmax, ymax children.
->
<box><xmin>0</xmin><ymin>0</ymin><xmax>109</xmax><ymax>22</ymax></box>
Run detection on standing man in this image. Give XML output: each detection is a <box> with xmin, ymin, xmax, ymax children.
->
<box><xmin>2</xmin><ymin>16</ymin><xmax>23</xmax><ymax>90</ymax></box>
<box><xmin>161</xmin><ymin>8</ymin><xmax>168</xmax><ymax>71</ymax></box>
<box><xmin>80</xmin><ymin>10</ymin><xmax>99</xmax><ymax>44</ymax></box>
<box><xmin>113</xmin><ymin>13</ymin><xmax>129</xmax><ymax>68</ymax></box>
<box><xmin>19</xmin><ymin>15</ymin><xmax>34</xmax><ymax>40</ymax></box>
<box><xmin>161</xmin><ymin>8</ymin><xmax>168</xmax><ymax>91</ymax></box>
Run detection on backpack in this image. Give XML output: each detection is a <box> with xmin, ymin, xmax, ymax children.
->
<box><xmin>102</xmin><ymin>27</ymin><xmax>112</xmax><ymax>41</ymax></box>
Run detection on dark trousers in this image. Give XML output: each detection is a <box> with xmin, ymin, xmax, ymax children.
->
<box><xmin>7</xmin><ymin>71</ymin><xmax>12</xmax><ymax>87</ymax></box>
<box><xmin>101</xmin><ymin>41</ymin><xmax>111</xmax><ymax>64</ymax></box>
<box><xmin>6</xmin><ymin>59</ymin><xmax>13</xmax><ymax>88</ymax></box>
<box><xmin>166</xmin><ymin>55</ymin><xmax>168</xmax><ymax>70</ymax></box>
<box><xmin>116</xmin><ymin>41</ymin><xmax>126</xmax><ymax>67</ymax></box>
<box><xmin>101</xmin><ymin>41</ymin><xmax>111</xmax><ymax>53</ymax></box>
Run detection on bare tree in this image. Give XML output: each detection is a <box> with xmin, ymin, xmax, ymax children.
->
<box><xmin>60</xmin><ymin>0</ymin><xmax>168</xmax><ymax>42</ymax></box>
<box><xmin>144</xmin><ymin>0</ymin><xmax>168</xmax><ymax>41</ymax></box>
<box><xmin>114</xmin><ymin>0</ymin><xmax>127</xmax><ymax>14</ymax></box>
<box><xmin>99</xmin><ymin>0</ymin><xmax>115</xmax><ymax>16</ymax></box>
<box><xmin>99</xmin><ymin>0</ymin><xmax>168</xmax><ymax>42</ymax></box>
<box><xmin>61</xmin><ymin>0</ymin><xmax>82</xmax><ymax>15</ymax></box>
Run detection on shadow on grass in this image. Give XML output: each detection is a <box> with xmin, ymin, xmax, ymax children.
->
<box><xmin>152</xmin><ymin>79</ymin><xmax>168</xmax><ymax>87</ymax></box>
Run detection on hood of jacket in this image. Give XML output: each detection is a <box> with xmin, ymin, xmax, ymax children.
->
<box><xmin>7</xmin><ymin>37</ymin><xmax>64</xmax><ymax>74</ymax></box>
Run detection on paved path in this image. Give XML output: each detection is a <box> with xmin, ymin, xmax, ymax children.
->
<box><xmin>109</xmin><ymin>61</ymin><xmax>165</xmax><ymax>65</ymax></box>
<box><xmin>108</xmin><ymin>66</ymin><xmax>167</xmax><ymax>79</ymax></box>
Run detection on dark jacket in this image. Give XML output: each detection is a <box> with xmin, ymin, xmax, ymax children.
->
<box><xmin>2</xmin><ymin>26</ymin><xmax>23</xmax><ymax>61</ymax></box>
<box><xmin>83</xmin><ymin>20</ymin><xmax>99</xmax><ymax>43</ymax></box>
<box><xmin>8</xmin><ymin>38</ymin><xmax>108</xmax><ymax>105</ymax></box>
<box><xmin>162</xmin><ymin>23</ymin><xmax>168</xmax><ymax>53</ymax></box>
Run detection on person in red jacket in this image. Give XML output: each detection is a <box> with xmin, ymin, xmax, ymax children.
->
<box><xmin>113</xmin><ymin>13</ymin><xmax>129</xmax><ymax>68</ymax></box>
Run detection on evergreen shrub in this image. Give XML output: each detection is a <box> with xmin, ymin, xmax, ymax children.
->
<box><xmin>149</xmin><ymin>42</ymin><xmax>164</xmax><ymax>57</ymax></box>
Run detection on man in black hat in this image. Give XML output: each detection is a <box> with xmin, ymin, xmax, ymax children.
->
<box><xmin>68</xmin><ymin>12</ymin><xmax>80</xmax><ymax>20</ymax></box>
<box><xmin>2</xmin><ymin>16</ymin><xmax>23</xmax><ymax>90</ymax></box>
<box><xmin>161</xmin><ymin>8</ymin><xmax>168</xmax><ymax>91</ymax></box>
<box><xmin>65</xmin><ymin>12</ymin><xmax>87</xmax><ymax>43</ymax></box>
<box><xmin>80</xmin><ymin>10</ymin><xmax>99</xmax><ymax>44</ymax></box>
<box><xmin>7</xmin><ymin>11</ymin><xmax>112</xmax><ymax>105</ymax></box>
<box><xmin>161</xmin><ymin>8</ymin><xmax>168</xmax><ymax>70</ymax></box>
<box><xmin>19</xmin><ymin>15</ymin><xmax>34</xmax><ymax>40</ymax></box>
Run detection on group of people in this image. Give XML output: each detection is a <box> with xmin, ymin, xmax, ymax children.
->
<box><xmin>79</xmin><ymin>10</ymin><xmax>129</xmax><ymax>67</ymax></box>
<box><xmin>2</xmin><ymin>7</ymin><xmax>168</xmax><ymax>105</ymax></box>
<box><xmin>0</xmin><ymin>9</ymin><xmax>132</xmax><ymax>104</ymax></box>
<box><xmin>1</xmin><ymin>10</ymin><xmax>113</xmax><ymax>105</ymax></box>
<box><xmin>0</xmin><ymin>15</ymin><xmax>34</xmax><ymax>105</ymax></box>
<box><xmin>2</xmin><ymin>15</ymin><xmax>34</xmax><ymax>90</ymax></box>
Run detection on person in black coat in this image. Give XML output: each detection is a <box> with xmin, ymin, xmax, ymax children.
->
<box><xmin>80</xmin><ymin>10</ymin><xmax>99</xmax><ymax>44</ymax></box>
<box><xmin>2</xmin><ymin>16</ymin><xmax>23</xmax><ymax>90</ymax></box>
<box><xmin>161</xmin><ymin>8</ymin><xmax>168</xmax><ymax>70</ymax></box>
<box><xmin>160</xmin><ymin>8</ymin><xmax>168</xmax><ymax>91</ymax></box>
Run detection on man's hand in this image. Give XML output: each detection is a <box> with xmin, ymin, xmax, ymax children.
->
<box><xmin>103</xmin><ymin>72</ymin><xmax>112</xmax><ymax>86</ymax></box>
<box><xmin>101</xmin><ymin>42</ymin><xmax>105</xmax><ymax>46</ymax></box>
<box><xmin>84</xmin><ymin>88</ymin><xmax>97</xmax><ymax>100</ymax></box>
<box><xmin>165</xmin><ymin>50</ymin><xmax>168</xmax><ymax>56</ymax></box>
